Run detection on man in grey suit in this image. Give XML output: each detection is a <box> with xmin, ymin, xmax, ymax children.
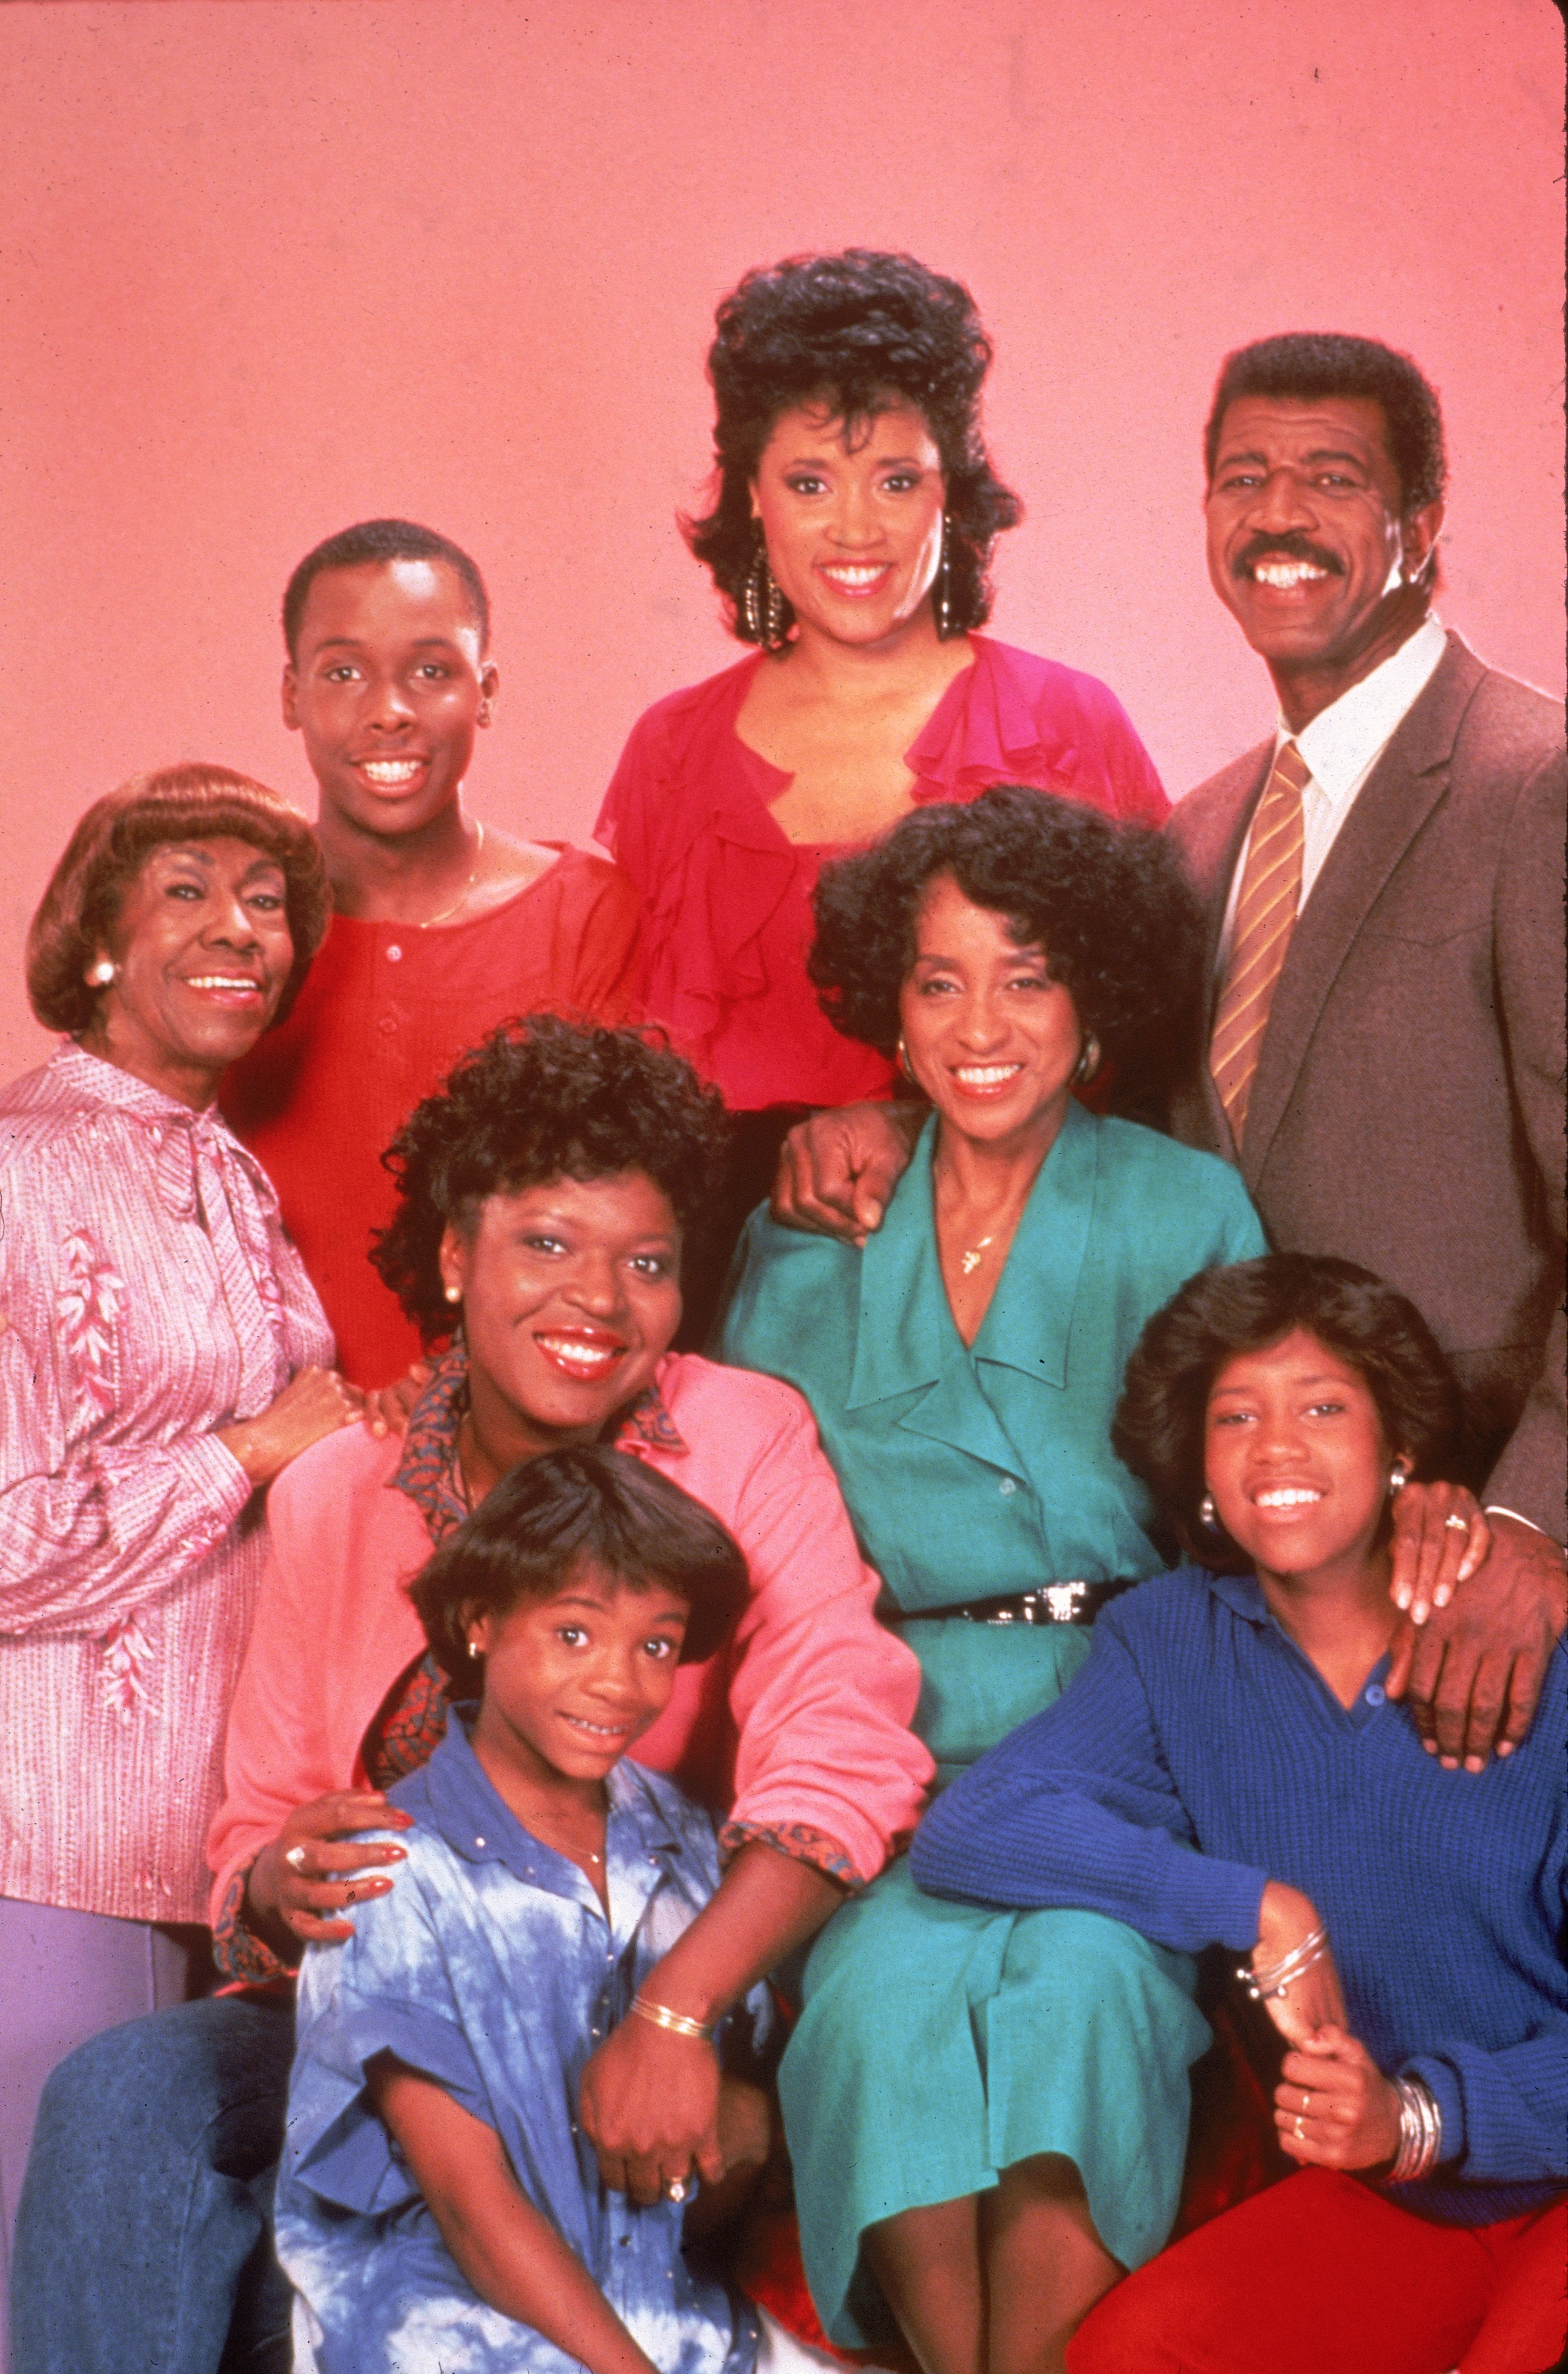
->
<box><xmin>1166</xmin><ymin>332</ymin><xmax>1563</xmax><ymax>1753</ymax></box>
<box><xmin>774</xmin><ymin>332</ymin><xmax>1565</xmax><ymax>1759</ymax></box>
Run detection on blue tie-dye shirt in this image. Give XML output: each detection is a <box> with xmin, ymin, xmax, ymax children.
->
<box><xmin>275</xmin><ymin>1711</ymin><xmax>766</xmax><ymax>2374</ymax></box>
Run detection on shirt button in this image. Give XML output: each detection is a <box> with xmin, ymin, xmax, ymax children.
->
<box><xmin>474</xmin><ymin>1836</ymin><xmax>486</xmax><ymax>1848</ymax></box>
<box><xmin>386</xmin><ymin>944</ymin><xmax>403</xmax><ymax>963</ymax></box>
<box><xmin>998</xmin><ymin>1479</ymin><xmax>1017</xmax><ymax>1497</ymax></box>
<box><xmin>378</xmin><ymin>1015</ymin><xmax>397</xmax><ymax>1035</ymax></box>
<box><xmin>1364</xmin><ymin>1683</ymin><xmax>1385</xmax><ymax>1707</ymax></box>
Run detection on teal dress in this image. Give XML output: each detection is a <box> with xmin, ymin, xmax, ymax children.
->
<box><xmin>718</xmin><ymin>1103</ymin><xmax>1266</xmax><ymax>2346</ymax></box>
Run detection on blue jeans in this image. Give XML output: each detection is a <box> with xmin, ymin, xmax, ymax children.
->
<box><xmin>9</xmin><ymin>1998</ymin><xmax>293</xmax><ymax>2374</ymax></box>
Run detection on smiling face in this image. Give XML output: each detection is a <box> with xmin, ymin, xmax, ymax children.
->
<box><xmin>84</xmin><ymin>836</ymin><xmax>294</xmax><ymax>1108</ymax></box>
<box><xmin>469</xmin><ymin>1560</ymin><xmax>689</xmax><ymax>1796</ymax></box>
<box><xmin>1204</xmin><ymin>395</ymin><xmax>1443</xmax><ymax>728</ymax></box>
<box><xmin>440</xmin><ymin>1171</ymin><xmax>683</xmax><ymax>1468</ymax></box>
<box><xmin>749</xmin><ymin>398</ymin><xmax>947</xmax><ymax>652</ymax></box>
<box><xmin>282</xmin><ymin>557</ymin><xmax>498</xmax><ymax>836</ymax></box>
<box><xmin>1204</xmin><ymin>1328</ymin><xmax>1407</xmax><ymax>1586</ymax></box>
<box><xmin>898</xmin><ymin>873</ymin><xmax>1085</xmax><ymax>1161</ymax></box>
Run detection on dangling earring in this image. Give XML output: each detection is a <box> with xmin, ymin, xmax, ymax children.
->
<box><xmin>87</xmin><ymin>958</ymin><xmax>116</xmax><ymax>987</ymax></box>
<box><xmin>1073</xmin><ymin>1035</ymin><xmax>1101</xmax><ymax>1086</ymax></box>
<box><xmin>1388</xmin><ymin>1464</ymin><xmax>1409</xmax><ymax>1496</ymax></box>
<box><xmin>467</xmin><ymin>1636</ymin><xmax>482</xmax><ymax>1660</ymax></box>
<box><xmin>935</xmin><ymin>520</ymin><xmax>953</xmax><ymax>638</ymax></box>
<box><xmin>744</xmin><ymin>531</ymin><xmax>787</xmax><ymax>651</ymax></box>
<box><xmin>1198</xmin><ymin>1492</ymin><xmax>1220</xmax><ymax>1529</ymax></box>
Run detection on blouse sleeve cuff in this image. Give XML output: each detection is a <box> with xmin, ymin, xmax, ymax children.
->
<box><xmin>212</xmin><ymin>1864</ymin><xmax>292</xmax><ymax>1986</ymax></box>
<box><xmin>717</xmin><ymin>1819</ymin><xmax>860</xmax><ymax>1889</ymax></box>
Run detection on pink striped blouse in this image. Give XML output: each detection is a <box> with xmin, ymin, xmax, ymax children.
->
<box><xmin>0</xmin><ymin>1043</ymin><xmax>333</xmax><ymax>1922</ymax></box>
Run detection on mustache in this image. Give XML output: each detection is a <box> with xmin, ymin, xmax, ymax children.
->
<box><xmin>1234</xmin><ymin>534</ymin><xmax>1345</xmax><ymax>580</ymax></box>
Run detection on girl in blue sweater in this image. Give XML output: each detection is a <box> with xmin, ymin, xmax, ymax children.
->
<box><xmin>913</xmin><ymin>1254</ymin><xmax>1565</xmax><ymax>2374</ymax></box>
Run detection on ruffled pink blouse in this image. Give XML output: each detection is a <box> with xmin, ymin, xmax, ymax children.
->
<box><xmin>595</xmin><ymin>637</ymin><xmax>1168</xmax><ymax>1110</ymax></box>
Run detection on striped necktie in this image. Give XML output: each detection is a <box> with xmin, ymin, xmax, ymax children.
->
<box><xmin>1209</xmin><ymin>738</ymin><xmax>1311</xmax><ymax>1148</ymax></box>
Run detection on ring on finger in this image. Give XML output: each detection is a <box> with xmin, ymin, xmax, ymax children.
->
<box><xmin>284</xmin><ymin>1844</ymin><xmax>309</xmax><ymax>1870</ymax></box>
<box><xmin>1294</xmin><ymin>2116</ymin><xmax>1306</xmax><ymax>2139</ymax></box>
<box><xmin>664</xmin><ymin>2177</ymin><xmax>690</xmax><ymax>2205</ymax></box>
<box><xmin>1443</xmin><ymin>1513</ymin><xmax>1470</xmax><ymax>1533</ymax></box>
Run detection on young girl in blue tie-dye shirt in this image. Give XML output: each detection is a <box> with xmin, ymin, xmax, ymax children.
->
<box><xmin>276</xmin><ymin>1445</ymin><xmax>836</xmax><ymax>2374</ymax></box>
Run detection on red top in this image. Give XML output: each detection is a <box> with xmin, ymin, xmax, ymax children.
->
<box><xmin>221</xmin><ymin>844</ymin><xmax>640</xmax><ymax>1386</ymax></box>
<box><xmin>595</xmin><ymin>637</ymin><xmax>1169</xmax><ymax>1110</ymax></box>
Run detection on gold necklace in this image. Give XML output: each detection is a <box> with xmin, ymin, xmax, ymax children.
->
<box><xmin>419</xmin><ymin>820</ymin><xmax>485</xmax><ymax>928</ymax></box>
<box><xmin>960</xmin><ymin>1233</ymin><xmax>997</xmax><ymax>1276</ymax></box>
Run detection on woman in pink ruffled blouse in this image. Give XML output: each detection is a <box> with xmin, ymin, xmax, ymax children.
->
<box><xmin>595</xmin><ymin>250</ymin><xmax>1167</xmax><ymax>1332</ymax></box>
<box><xmin>0</xmin><ymin>767</ymin><xmax>361</xmax><ymax>2294</ymax></box>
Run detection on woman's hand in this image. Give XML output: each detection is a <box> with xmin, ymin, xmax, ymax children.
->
<box><xmin>1387</xmin><ymin>1480</ymin><xmax>1488</xmax><ymax>1624</ymax></box>
<box><xmin>362</xmin><ymin>1360</ymin><xmax>434</xmax><ymax>1440</ymax></box>
<box><xmin>770</xmin><ymin>1101</ymin><xmax>923</xmax><ymax>1243</ymax></box>
<box><xmin>1250</xmin><ymin>1881</ymin><xmax>1347</xmax><ymax>2045</ymax></box>
<box><xmin>1388</xmin><ymin>1509</ymin><xmax>1567</xmax><ymax>1771</ymax></box>
<box><xmin>577</xmin><ymin>2019</ymin><xmax>726</xmax><ymax>2207</ymax></box>
<box><xmin>219</xmin><ymin>1367</ymin><xmax>364</xmax><ymax>1485</ymax></box>
<box><xmin>1275</xmin><ymin>2027</ymin><xmax>1403</xmax><ymax>2171</ymax></box>
<box><xmin>245</xmin><ymin>1789</ymin><xmax>412</xmax><ymax>1956</ymax></box>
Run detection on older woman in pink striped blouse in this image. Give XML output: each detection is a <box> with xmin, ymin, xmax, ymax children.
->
<box><xmin>0</xmin><ymin>766</ymin><xmax>363</xmax><ymax>2304</ymax></box>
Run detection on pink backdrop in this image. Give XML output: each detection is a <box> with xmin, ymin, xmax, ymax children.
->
<box><xmin>1</xmin><ymin>0</ymin><xmax>1562</xmax><ymax>1080</ymax></box>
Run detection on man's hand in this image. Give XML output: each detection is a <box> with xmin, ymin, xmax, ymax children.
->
<box><xmin>577</xmin><ymin>2016</ymin><xmax>726</xmax><ymax>2205</ymax></box>
<box><xmin>1387</xmin><ymin>1511</ymin><xmax>1567</xmax><ymax>1770</ymax></box>
<box><xmin>770</xmin><ymin>1101</ymin><xmax>923</xmax><ymax>1243</ymax></box>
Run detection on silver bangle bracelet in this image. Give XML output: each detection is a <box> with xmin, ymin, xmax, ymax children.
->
<box><xmin>1385</xmin><ymin>2076</ymin><xmax>1443</xmax><ymax>2184</ymax></box>
<box><xmin>1237</xmin><ymin>1923</ymin><xmax>1329</xmax><ymax>2002</ymax></box>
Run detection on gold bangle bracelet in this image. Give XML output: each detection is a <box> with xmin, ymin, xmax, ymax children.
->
<box><xmin>630</xmin><ymin>1993</ymin><xmax>715</xmax><ymax>2043</ymax></box>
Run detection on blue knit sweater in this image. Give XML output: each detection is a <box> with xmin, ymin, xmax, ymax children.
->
<box><xmin>910</xmin><ymin>1567</ymin><xmax>1568</xmax><ymax>2226</ymax></box>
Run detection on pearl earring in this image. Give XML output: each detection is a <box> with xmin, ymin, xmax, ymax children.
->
<box><xmin>87</xmin><ymin>959</ymin><xmax>116</xmax><ymax>987</ymax></box>
<box><xmin>444</xmin><ymin>1283</ymin><xmax>462</xmax><ymax>1304</ymax></box>
<box><xmin>1199</xmin><ymin>1492</ymin><xmax>1219</xmax><ymax>1528</ymax></box>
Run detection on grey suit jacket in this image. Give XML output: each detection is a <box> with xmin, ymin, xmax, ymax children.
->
<box><xmin>1167</xmin><ymin>632</ymin><xmax>1566</xmax><ymax>1534</ymax></box>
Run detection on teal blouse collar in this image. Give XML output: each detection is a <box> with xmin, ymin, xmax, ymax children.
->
<box><xmin>847</xmin><ymin>1100</ymin><xmax>1100</xmax><ymax>1433</ymax></box>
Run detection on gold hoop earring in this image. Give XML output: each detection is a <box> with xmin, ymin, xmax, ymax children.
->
<box><xmin>896</xmin><ymin>1036</ymin><xmax>914</xmax><ymax>1083</ymax></box>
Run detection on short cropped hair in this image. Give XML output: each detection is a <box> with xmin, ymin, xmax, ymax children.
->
<box><xmin>1204</xmin><ymin>333</ymin><xmax>1447</xmax><ymax>516</ymax></box>
<box><xmin>27</xmin><ymin>765</ymin><xmax>329</xmax><ymax>1036</ymax></box>
<box><xmin>685</xmin><ymin>249</ymin><xmax>1022</xmax><ymax>642</ymax></box>
<box><xmin>808</xmin><ymin>787</ymin><xmax>1203</xmax><ymax>1084</ymax></box>
<box><xmin>282</xmin><ymin>518</ymin><xmax>491</xmax><ymax>658</ymax></box>
<box><xmin>409</xmin><ymin>1444</ymin><xmax>751</xmax><ymax>1683</ymax></box>
<box><xmin>1112</xmin><ymin>1253</ymin><xmax>1461</xmax><ymax>1567</ymax></box>
<box><xmin>371</xmin><ymin>1014</ymin><xmax>731</xmax><ymax>1342</ymax></box>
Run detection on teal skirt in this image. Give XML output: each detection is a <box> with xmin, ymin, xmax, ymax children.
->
<box><xmin>778</xmin><ymin>1616</ymin><xmax>1212</xmax><ymax>2349</ymax></box>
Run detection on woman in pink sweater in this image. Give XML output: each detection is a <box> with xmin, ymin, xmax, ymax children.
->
<box><xmin>13</xmin><ymin>1015</ymin><xmax>930</xmax><ymax>2374</ymax></box>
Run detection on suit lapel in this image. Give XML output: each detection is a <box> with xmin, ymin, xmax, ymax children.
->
<box><xmin>1242</xmin><ymin>634</ymin><xmax>1483</xmax><ymax>1185</ymax></box>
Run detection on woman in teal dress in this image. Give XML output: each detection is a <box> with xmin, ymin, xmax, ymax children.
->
<box><xmin>717</xmin><ymin>788</ymin><xmax>1267</xmax><ymax>2373</ymax></box>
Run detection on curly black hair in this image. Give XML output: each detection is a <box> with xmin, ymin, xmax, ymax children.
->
<box><xmin>371</xmin><ymin>1015</ymin><xmax>731</xmax><ymax>1342</ymax></box>
<box><xmin>409</xmin><ymin>1445</ymin><xmax>751</xmax><ymax>1684</ymax></box>
<box><xmin>1112</xmin><ymin>1253</ymin><xmax>1461</xmax><ymax>1570</ymax></box>
<box><xmin>1204</xmin><ymin>333</ymin><xmax>1446</xmax><ymax>516</ymax></box>
<box><xmin>684</xmin><ymin>250</ymin><xmax>1022</xmax><ymax>643</ymax></box>
<box><xmin>807</xmin><ymin>788</ymin><xmax>1203</xmax><ymax>1087</ymax></box>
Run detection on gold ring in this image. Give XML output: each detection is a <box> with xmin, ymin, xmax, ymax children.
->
<box><xmin>1444</xmin><ymin>1514</ymin><xmax>1470</xmax><ymax>1533</ymax></box>
<box><xmin>1294</xmin><ymin>2116</ymin><xmax>1306</xmax><ymax>2140</ymax></box>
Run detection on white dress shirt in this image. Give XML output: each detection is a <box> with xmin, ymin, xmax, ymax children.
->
<box><xmin>1218</xmin><ymin>614</ymin><xmax>1449</xmax><ymax>963</ymax></box>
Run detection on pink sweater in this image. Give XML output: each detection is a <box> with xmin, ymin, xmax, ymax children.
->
<box><xmin>209</xmin><ymin>1353</ymin><xmax>933</xmax><ymax>1923</ymax></box>
<box><xmin>0</xmin><ymin>1045</ymin><xmax>333</xmax><ymax>1921</ymax></box>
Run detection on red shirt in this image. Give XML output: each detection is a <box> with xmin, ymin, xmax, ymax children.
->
<box><xmin>222</xmin><ymin>845</ymin><xmax>639</xmax><ymax>1385</ymax></box>
<box><xmin>596</xmin><ymin>638</ymin><xmax>1168</xmax><ymax>1110</ymax></box>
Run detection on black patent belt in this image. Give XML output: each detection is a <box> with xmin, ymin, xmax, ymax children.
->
<box><xmin>886</xmin><ymin>1579</ymin><xmax>1139</xmax><ymax>1628</ymax></box>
